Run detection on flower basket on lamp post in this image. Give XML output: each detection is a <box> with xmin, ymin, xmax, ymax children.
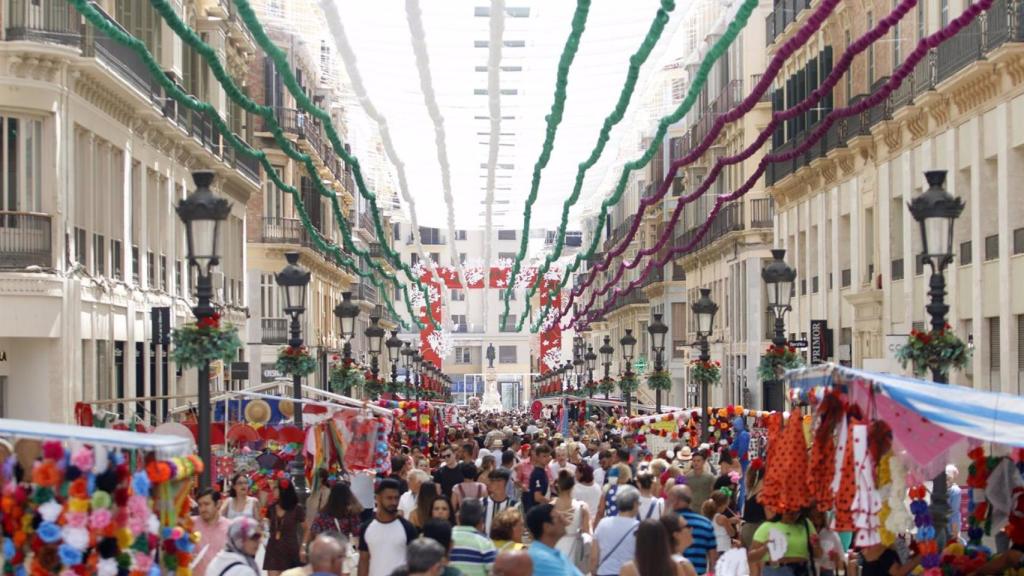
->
<box><xmin>329</xmin><ymin>360</ymin><xmax>366</xmax><ymax>396</ymax></box>
<box><xmin>895</xmin><ymin>325</ymin><xmax>971</xmax><ymax>377</ymax></box>
<box><xmin>690</xmin><ymin>359</ymin><xmax>721</xmax><ymax>386</ymax></box>
<box><xmin>646</xmin><ymin>371</ymin><xmax>672</xmax><ymax>391</ymax></box>
<box><xmin>274</xmin><ymin>345</ymin><xmax>317</xmax><ymax>377</ymax></box>
<box><xmin>598</xmin><ymin>377</ymin><xmax>616</xmax><ymax>397</ymax></box>
<box><xmin>170</xmin><ymin>312</ymin><xmax>241</xmax><ymax>369</ymax></box>
<box><xmin>757</xmin><ymin>344</ymin><xmax>804</xmax><ymax>382</ymax></box>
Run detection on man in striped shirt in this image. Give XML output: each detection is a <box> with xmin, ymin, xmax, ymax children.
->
<box><xmin>669</xmin><ymin>485</ymin><xmax>717</xmax><ymax>574</ymax></box>
<box><xmin>450</xmin><ymin>498</ymin><xmax>497</xmax><ymax>576</ymax></box>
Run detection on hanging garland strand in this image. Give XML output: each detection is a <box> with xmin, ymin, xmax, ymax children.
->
<box><xmin>406</xmin><ymin>0</ymin><xmax>470</xmax><ymax>295</ymax></box>
<box><xmin>69</xmin><ymin>0</ymin><xmax>419</xmax><ymax>329</ymax></box>
<box><xmin>572</xmin><ymin>0</ymin><xmax>992</xmax><ymax>329</ymax></box>
<box><xmin>145</xmin><ymin>0</ymin><xmax>424</xmax><ymax>329</ymax></box>
<box><xmin>519</xmin><ymin>0</ymin><xmax>760</xmax><ymax>332</ymax></box>
<box><xmin>497</xmin><ymin>0</ymin><xmax>592</xmax><ymax>327</ymax></box>
<box><xmin>482</xmin><ymin>0</ymin><xmax>506</xmax><ymax>326</ymax></box>
<box><xmin>560</xmin><ymin>0</ymin><xmax>906</xmax><ymax>325</ymax></box>
<box><xmin>317</xmin><ymin>0</ymin><xmax>444</xmax><ymax>309</ymax></box>
<box><xmin>231</xmin><ymin>0</ymin><xmax>439</xmax><ymax>297</ymax></box>
<box><xmin>501</xmin><ymin>0</ymin><xmax>677</xmax><ymax>328</ymax></box>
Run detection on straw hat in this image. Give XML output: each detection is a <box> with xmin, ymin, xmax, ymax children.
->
<box><xmin>278</xmin><ymin>399</ymin><xmax>295</xmax><ymax>419</ymax></box>
<box><xmin>677</xmin><ymin>446</ymin><xmax>693</xmax><ymax>462</ymax></box>
<box><xmin>244</xmin><ymin>399</ymin><xmax>272</xmax><ymax>425</ymax></box>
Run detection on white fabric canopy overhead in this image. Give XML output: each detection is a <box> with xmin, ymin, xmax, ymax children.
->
<box><xmin>785</xmin><ymin>363</ymin><xmax>1024</xmax><ymax>448</ymax></box>
<box><xmin>0</xmin><ymin>418</ymin><xmax>194</xmax><ymax>458</ymax></box>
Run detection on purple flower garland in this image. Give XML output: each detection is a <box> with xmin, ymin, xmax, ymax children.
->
<box><xmin>571</xmin><ymin>0</ymin><xmax>992</xmax><ymax>329</ymax></box>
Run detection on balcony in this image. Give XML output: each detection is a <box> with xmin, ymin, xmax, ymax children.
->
<box><xmin>604</xmin><ymin>214</ymin><xmax>636</xmax><ymax>252</ymax></box>
<box><xmin>0</xmin><ymin>212</ymin><xmax>52</xmax><ymax>269</ymax></box>
<box><xmin>5</xmin><ymin>0</ymin><xmax>79</xmax><ymax>46</ymax></box>
<box><xmin>261</xmin><ymin>318</ymin><xmax>289</xmax><ymax>345</ymax></box>
<box><xmin>605</xmin><ymin>287</ymin><xmax>648</xmax><ymax>315</ymax></box>
<box><xmin>672</xmin><ymin>201</ymin><xmax>745</xmax><ymax>253</ymax></box>
<box><xmin>765</xmin><ymin>0</ymin><xmax>813</xmax><ymax>46</ymax></box>
<box><xmin>766</xmin><ymin>0</ymin><xmax>1024</xmax><ymax>187</ymax></box>
<box><xmin>261</xmin><ymin>216</ymin><xmax>349</xmax><ymax>268</ymax></box>
<box><xmin>353</xmin><ymin>282</ymin><xmax>378</xmax><ymax>305</ymax></box>
<box><xmin>750</xmin><ymin>197</ymin><xmax>775</xmax><ymax>228</ymax></box>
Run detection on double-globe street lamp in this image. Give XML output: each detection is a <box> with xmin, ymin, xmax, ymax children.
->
<box><xmin>275</xmin><ymin>252</ymin><xmax>311</xmax><ymax>496</ymax></box>
<box><xmin>334</xmin><ymin>292</ymin><xmax>360</xmax><ymax>362</ymax></box>
<box><xmin>620</xmin><ymin>329</ymin><xmax>637</xmax><ymax>416</ymax></box>
<box><xmin>585</xmin><ymin>344</ymin><xmax>597</xmax><ymax>398</ymax></box>
<box><xmin>364</xmin><ymin>312</ymin><xmax>385</xmax><ymax>382</ymax></box>
<box><xmin>647</xmin><ymin>313</ymin><xmax>669</xmax><ymax>413</ymax></box>
<box><xmin>386</xmin><ymin>331</ymin><xmax>404</xmax><ymax>390</ymax></box>
<box><xmin>176</xmin><ymin>170</ymin><xmax>230</xmax><ymax>491</ymax></box>
<box><xmin>691</xmin><ymin>289</ymin><xmax>719</xmax><ymax>442</ymax></box>
<box><xmin>761</xmin><ymin>249</ymin><xmax>796</xmax><ymax>412</ymax></box>
<box><xmin>909</xmin><ymin>170</ymin><xmax>964</xmax><ymax>546</ymax></box>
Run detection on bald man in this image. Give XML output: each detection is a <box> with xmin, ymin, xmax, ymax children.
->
<box><xmin>492</xmin><ymin>549</ymin><xmax>533</xmax><ymax>576</ymax></box>
<box><xmin>281</xmin><ymin>532</ymin><xmax>347</xmax><ymax>576</ymax></box>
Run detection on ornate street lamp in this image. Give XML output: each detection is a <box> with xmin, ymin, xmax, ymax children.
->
<box><xmin>585</xmin><ymin>344</ymin><xmax>597</xmax><ymax>398</ymax></box>
<box><xmin>412</xmin><ymin>351</ymin><xmax>423</xmax><ymax>400</ymax></box>
<box><xmin>691</xmin><ymin>289</ymin><xmax>718</xmax><ymax>441</ymax></box>
<box><xmin>401</xmin><ymin>342</ymin><xmax>413</xmax><ymax>393</ymax></box>
<box><xmin>275</xmin><ymin>251</ymin><xmax>310</xmax><ymax>496</ymax></box>
<box><xmin>909</xmin><ymin>170</ymin><xmax>964</xmax><ymax>546</ymax></box>
<box><xmin>761</xmin><ymin>249</ymin><xmax>796</xmax><ymax>411</ymax></box>
<box><xmin>334</xmin><ymin>292</ymin><xmax>360</xmax><ymax>363</ymax></box>
<box><xmin>386</xmin><ymin>331</ymin><xmax>403</xmax><ymax>390</ymax></box>
<box><xmin>647</xmin><ymin>313</ymin><xmax>669</xmax><ymax>413</ymax></box>
<box><xmin>364</xmin><ymin>313</ymin><xmax>385</xmax><ymax>383</ymax></box>
<box><xmin>176</xmin><ymin>170</ymin><xmax>230</xmax><ymax>491</ymax></box>
<box><xmin>599</xmin><ymin>335</ymin><xmax>614</xmax><ymax>400</ymax></box>
<box><xmin>620</xmin><ymin>329</ymin><xmax>637</xmax><ymax>416</ymax></box>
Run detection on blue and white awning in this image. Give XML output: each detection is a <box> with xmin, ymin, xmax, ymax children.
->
<box><xmin>785</xmin><ymin>363</ymin><xmax>1024</xmax><ymax>448</ymax></box>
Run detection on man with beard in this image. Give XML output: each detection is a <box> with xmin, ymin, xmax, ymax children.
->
<box><xmin>358</xmin><ymin>479</ymin><xmax>417</xmax><ymax>576</ymax></box>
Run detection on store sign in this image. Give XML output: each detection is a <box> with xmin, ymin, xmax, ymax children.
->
<box><xmin>789</xmin><ymin>339</ymin><xmax>809</xmax><ymax>349</ymax></box>
<box><xmin>262</xmin><ymin>363</ymin><xmax>282</xmax><ymax>382</ymax></box>
<box><xmin>810</xmin><ymin>320</ymin><xmax>828</xmax><ymax>364</ymax></box>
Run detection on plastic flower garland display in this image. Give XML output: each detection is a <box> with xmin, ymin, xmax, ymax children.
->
<box><xmin>895</xmin><ymin>324</ymin><xmax>972</xmax><ymax>377</ymax></box>
<box><xmin>0</xmin><ymin>441</ymin><xmax>203</xmax><ymax>576</ymax></box>
<box><xmin>329</xmin><ymin>359</ymin><xmax>366</xmax><ymax>396</ymax></box>
<box><xmin>908</xmin><ymin>484</ymin><xmax>940</xmax><ymax>571</ymax></box>
<box><xmin>646</xmin><ymin>370</ymin><xmax>672</xmax><ymax>391</ymax></box>
<box><xmin>170</xmin><ymin>312</ymin><xmax>242</xmax><ymax>369</ymax></box>
<box><xmin>757</xmin><ymin>344</ymin><xmax>804</xmax><ymax>381</ymax></box>
<box><xmin>690</xmin><ymin>359</ymin><xmax>721</xmax><ymax>385</ymax></box>
<box><xmin>275</xmin><ymin>345</ymin><xmax>318</xmax><ymax>377</ymax></box>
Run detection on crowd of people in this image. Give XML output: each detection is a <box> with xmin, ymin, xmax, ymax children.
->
<box><xmin>183</xmin><ymin>408</ymin><xmax>1021</xmax><ymax>576</ymax></box>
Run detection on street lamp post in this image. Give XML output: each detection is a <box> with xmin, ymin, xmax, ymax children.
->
<box><xmin>691</xmin><ymin>289</ymin><xmax>719</xmax><ymax>442</ymax></box>
<box><xmin>334</xmin><ymin>292</ymin><xmax>360</xmax><ymax>363</ymax></box>
<box><xmin>647</xmin><ymin>313</ymin><xmax>669</xmax><ymax>413</ymax></box>
<box><xmin>401</xmin><ymin>342</ymin><xmax>413</xmax><ymax>395</ymax></box>
<box><xmin>909</xmin><ymin>170</ymin><xmax>964</xmax><ymax>547</ymax></box>
<box><xmin>364</xmin><ymin>313</ymin><xmax>385</xmax><ymax>384</ymax></box>
<box><xmin>175</xmin><ymin>170</ymin><xmax>230</xmax><ymax>491</ymax></box>
<box><xmin>761</xmin><ymin>249</ymin><xmax>796</xmax><ymax>411</ymax></box>
<box><xmin>386</xmin><ymin>331</ymin><xmax>403</xmax><ymax>391</ymax></box>
<box><xmin>276</xmin><ymin>251</ymin><xmax>310</xmax><ymax>496</ymax></box>
<box><xmin>585</xmin><ymin>344</ymin><xmax>597</xmax><ymax>398</ymax></box>
<box><xmin>620</xmin><ymin>329</ymin><xmax>637</xmax><ymax>416</ymax></box>
<box><xmin>599</xmin><ymin>335</ymin><xmax>614</xmax><ymax>400</ymax></box>
<box><xmin>412</xmin><ymin>352</ymin><xmax>423</xmax><ymax>400</ymax></box>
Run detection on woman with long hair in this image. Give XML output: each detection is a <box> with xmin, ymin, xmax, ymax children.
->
<box><xmin>618</xmin><ymin>519</ymin><xmax>689</xmax><ymax>576</ymax></box>
<box><xmin>572</xmin><ymin>462</ymin><xmax>602</xmax><ymax>530</ymax></box>
<box><xmin>205</xmin><ymin>517</ymin><xmax>263</xmax><ymax>576</ymax></box>
<box><xmin>307</xmin><ymin>481</ymin><xmax>363</xmax><ymax>541</ymax></box>
<box><xmin>262</xmin><ymin>478</ymin><xmax>305</xmax><ymax>576</ymax></box>
<box><xmin>451</xmin><ymin>461</ymin><xmax>487</xmax><ymax>512</ymax></box>
<box><xmin>553</xmin><ymin>469</ymin><xmax>592</xmax><ymax>572</ymax></box>
<box><xmin>431</xmin><ymin>496</ymin><xmax>454</xmax><ymax>523</ymax></box>
<box><xmin>740</xmin><ymin>460</ymin><xmax>767</xmax><ymax>547</ymax></box>
<box><xmin>410</xmin><ymin>481</ymin><xmax>439</xmax><ymax>529</ymax></box>
<box><xmin>659</xmin><ymin>513</ymin><xmax>698</xmax><ymax>576</ymax></box>
<box><xmin>221</xmin><ymin>473</ymin><xmax>262</xmax><ymax>521</ymax></box>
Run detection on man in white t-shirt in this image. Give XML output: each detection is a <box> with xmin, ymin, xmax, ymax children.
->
<box><xmin>398</xmin><ymin>469</ymin><xmax>429</xmax><ymax>519</ymax></box>
<box><xmin>547</xmin><ymin>444</ymin><xmax>577</xmax><ymax>483</ymax></box>
<box><xmin>358</xmin><ymin>479</ymin><xmax>418</xmax><ymax>576</ymax></box>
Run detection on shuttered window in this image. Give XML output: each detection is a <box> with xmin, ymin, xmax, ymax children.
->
<box><xmin>990</xmin><ymin>317</ymin><xmax>1001</xmax><ymax>369</ymax></box>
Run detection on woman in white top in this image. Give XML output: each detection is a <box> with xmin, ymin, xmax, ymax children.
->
<box><xmin>572</xmin><ymin>463</ymin><xmax>602</xmax><ymax>530</ymax></box>
<box><xmin>636</xmin><ymin>472</ymin><xmax>665</xmax><ymax>521</ymax></box>
<box><xmin>221</xmin><ymin>474</ymin><xmax>262</xmax><ymax>520</ymax></box>
<box><xmin>553</xmin><ymin>470</ymin><xmax>592</xmax><ymax>573</ymax></box>
<box><xmin>709</xmin><ymin>490</ymin><xmax>740</xmax><ymax>552</ymax></box>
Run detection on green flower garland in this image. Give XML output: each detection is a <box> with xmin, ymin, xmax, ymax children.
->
<box><xmin>170</xmin><ymin>313</ymin><xmax>241</xmax><ymax>369</ymax></box>
<box><xmin>690</xmin><ymin>359</ymin><xmax>721</xmax><ymax>386</ymax></box>
<box><xmin>646</xmin><ymin>370</ymin><xmax>673</xmax><ymax>391</ymax></box>
<box><xmin>757</xmin><ymin>344</ymin><xmax>804</xmax><ymax>381</ymax></box>
<box><xmin>275</xmin><ymin>345</ymin><xmax>317</xmax><ymax>377</ymax></box>
<box><xmin>364</xmin><ymin>376</ymin><xmax>384</xmax><ymax>399</ymax></box>
<box><xmin>895</xmin><ymin>325</ymin><xmax>972</xmax><ymax>377</ymax></box>
<box><xmin>329</xmin><ymin>362</ymin><xmax>366</xmax><ymax>396</ymax></box>
<box><xmin>598</xmin><ymin>377</ymin><xmax>616</xmax><ymax>395</ymax></box>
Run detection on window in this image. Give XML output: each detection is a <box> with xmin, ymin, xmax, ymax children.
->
<box><xmin>867</xmin><ymin>12</ymin><xmax>875</xmax><ymax>87</ymax></box>
<box><xmin>111</xmin><ymin>240</ymin><xmax>122</xmax><ymax>280</ymax></box>
<box><xmin>459</xmin><ymin>253</ymin><xmax>467</xmax><ymax>264</ymax></box>
<box><xmin>1014</xmin><ymin>228</ymin><xmax>1024</xmax><ymax>255</ymax></box>
<box><xmin>985</xmin><ymin>234</ymin><xmax>999</xmax><ymax>261</ymax></box>
<box><xmin>0</xmin><ymin>115</ymin><xmax>43</xmax><ymax>213</ymax></box>
<box><xmin>92</xmin><ymin>233</ymin><xmax>105</xmax><ymax>276</ymax></box>
<box><xmin>844</xmin><ymin>30</ymin><xmax>852</xmax><ymax>101</ymax></box>
<box><xmin>73</xmin><ymin>227</ymin><xmax>86</xmax><ymax>266</ymax></box>
<box><xmin>131</xmin><ymin>245</ymin><xmax>140</xmax><ymax>283</ymax></box>
<box><xmin>500</xmin><ymin>314</ymin><xmax>517</xmax><ymax>332</ymax></box>
<box><xmin>454</xmin><ymin>347</ymin><xmax>472</xmax><ymax>364</ymax></box>
<box><xmin>990</xmin><ymin>317</ymin><xmax>1001</xmax><ymax>370</ymax></box>
<box><xmin>917</xmin><ymin>1</ymin><xmax>926</xmax><ymax>41</ymax></box>
<box><xmin>497</xmin><ymin>229</ymin><xmax>517</xmax><ymax>241</ymax></box>
<box><xmin>455</xmin><ymin>230</ymin><xmax>467</xmax><ymax>241</ymax></box>
<box><xmin>498</xmin><ymin>252</ymin><xmax>516</xmax><ymax>261</ymax></box>
<box><xmin>960</xmin><ymin>240</ymin><xmax>973</xmax><ymax>265</ymax></box>
<box><xmin>114</xmin><ymin>1</ymin><xmax>161</xmax><ymax>54</ymax></box>
<box><xmin>498</xmin><ymin>345</ymin><xmax>517</xmax><ymax>364</ymax></box>
<box><xmin>451</xmin><ymin>289</ymin><xmax>465</xmax><ymax>302</ymax></box>
<box><xmin>892</xmin><ymin>0</ymin><xmax>902</xmax><ymax>68</ymax></box>
<box><xmin>940</xmin><ymin>0</ymin><xmax>949</xmax><ymax>26</ymax></box>
<box><xmin>452</xmin><ymin>314</ymin><xmax>467</xmax><ymax>332</ymax></box>
<box><xmin>160</xmin><ymin>255</ymin><xmax>167</xmax><ymax>291</ymax></box>
<box><xmin>147</xmin><ymin>251</ymin><xmax>155</xmax><ymax>287</ymax></box>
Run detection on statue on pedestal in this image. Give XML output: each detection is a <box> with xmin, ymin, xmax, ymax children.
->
<box><xmin>486</xmin><ymin>343</ymin><xmax>496</xmax><ymax>368</ymax></box>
